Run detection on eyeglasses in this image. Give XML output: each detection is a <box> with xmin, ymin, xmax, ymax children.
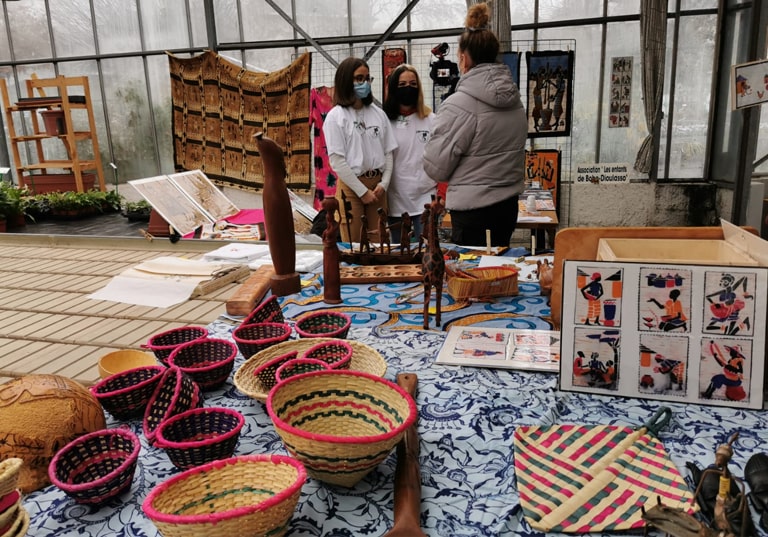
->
<box><xmin>353</xmin><ymin>75</ymin><xmax>373</xmax><ymax>83</ymax></box>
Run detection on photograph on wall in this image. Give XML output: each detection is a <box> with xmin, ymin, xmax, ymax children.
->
<box><xmin>501</xmin><ymin>51</ymin><xmax>521</xmax><ymax>88</ymax></box>
<box><xmin>560</xmin><ymin>261</ymin><xmax>767</xmax><ymax>409</ymax></box>
<box><xmin>731</xmin><ymin>58</ymin><xmax>768</xmax><ymax>110</ymax></box>
<box><xmin>382</xmin><ymin>47</ymin><xmax>406</xmax><ymax>101</ymax></box>
<box><xmin>524</xmin><ymin>149</ymin><xmax>561</xmax><ymax>209</ymax></box>
<box><xmin>525</xmin><ymin>50</ymin><xmax>574</xmax><ymax>137</ymax></box>
<box><xmin>638</xmin><ymin>267</ymin><xmax>692</xmax><ymax>333</ymax></box>
<box><xmin>609</xmin><ymin>56</ymin><xmax>632</xmax><ymax>128</ymax></box>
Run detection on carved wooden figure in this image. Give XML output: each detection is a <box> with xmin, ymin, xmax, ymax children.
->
<box><xmin>377</xmin><ymin>207</ymin><xmax>391</xmax><ymax>254</ymax></box>
<box><xmin>400</xmin><ymin>213</ymin><xmax>412</xmax><ymax>256</ymax></box>
<box><xmin>254</xmin><ymin>132</ymin><xmax>300</xmax><ymax>296</ymax></box>
<box><xmin>422</xmin><ymin>199</ymin><xmax>445</xmax><ymax>329</ymax></box>
<box><xmin>322</xmin><ymin>197</ymin><xmax>342</xmax><ymax>304</ymax></box>
<box><xmin>359</xmin><ymin>214</ymin><xmax>371</xmax><ymax>254</ymax></box>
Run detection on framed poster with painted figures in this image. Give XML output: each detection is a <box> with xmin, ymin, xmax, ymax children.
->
<box><xmin>525</xmin><ymin>50</ymin><xmax>574</xmax><ymax>138</ymax></box>
<box><xmin>524</xmin><ymin>149</ymin><xmax>561</xmax><ymax>211</ymax></box>
<box><xmin>560</xmin><ymin>260</ymin><xmax>767</xmax><ymax>409</ymax></box>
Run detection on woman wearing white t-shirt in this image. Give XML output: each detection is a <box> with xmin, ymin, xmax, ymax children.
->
<box><xmin>323</xmin><ymin>57</ymin><xmax>398</xmax><ymax>243</ymax></box>
<box><xmin>383</xmin><ymin>64</ymin><xmax>436</xmax><ymax>244</ymax></box>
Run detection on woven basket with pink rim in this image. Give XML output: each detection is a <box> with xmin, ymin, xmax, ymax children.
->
<box><xmin>142</xmin><ymin>454</ymin><xmax>306</xmax><ymax>537</ymax></box>
<box><xmin>275</xmin><ymin>358</ymin><xmax>331</xmax><ymax>383</ymax></box>
<box><xmin>89</xmin><ymin>365</ymin><xmax>165</xmax><ymax>420</ymax></box>
<box><xmin>232</xmin><ymin>322</ymin><xmax>292</xmax><ymax>359</ymax></box>
<box><xmin>144</xmin><ymin>326</ymin><xmax>209</xmax><ymax>366</ymax></box>
<box><xmin>0</xmin><ymin>489</ymin><xmax>22</xmax><ymax>530</ymax></box>
<box><xmin>267</xmin><ymin>369</ymin><xmax>417</xmax><ymax>487</ymax></box>
<box><xmin>143</xmin><ymin>366</ymin><xmax>203</xmax><ymax>444</ymax></box>
<box><xmin>294</xmin><ymin>309</ymin><xmax>351</xmax><ymax>339</ymax></box>
<box><xmin>167</xmin><ymin>338</ymin><xmax>238</xmax><ymax>391</ymax></box>
<box><xmin>242</xmin><ymin>295</ymin><xmax>285</xmax><ymax>325</ymax></box>
<box><xmin>234</xmin><ymin>338</ymin><xmax>388</xmax><ymax>403</ymax></box>
<box><xmin>0</xmin><ymin>458</ymin><xmax>23</xmax><ymax>498</ymax></box>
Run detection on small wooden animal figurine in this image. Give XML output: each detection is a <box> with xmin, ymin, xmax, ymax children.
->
<box><xmin>537</xmin><ymin>259</ymin><xmax>553</xmax><ymax>298</ymax></box>
<box><xmin>377</xmin><ymin>207</ymin><xmax>391</xmax><ymax>254</ymax></box>
<box><xmin>422</xmin><ymin>199</ymin><xmax>445</xmax><ymax>329</ymax></box>
<box><xmin>418</xmin><ymin>204</ymin><xmax>430</xmax><ymax>253</ymax></box>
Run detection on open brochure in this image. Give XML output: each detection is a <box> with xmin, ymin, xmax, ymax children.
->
<box><xmin>436</xmin><ymin>326</ymin><xmax>561</xmax><ymax>372</ymax></box>
<box><xmin>129</xmin><ymin>170</ymin><xmax>240</xmax><ymax>235</ymax></box>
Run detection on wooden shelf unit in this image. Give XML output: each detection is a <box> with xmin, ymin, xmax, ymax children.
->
<box><xmin>0</xmin><ymin>75</ymin><xmax>106</xmax><ymax>192</ymax></box>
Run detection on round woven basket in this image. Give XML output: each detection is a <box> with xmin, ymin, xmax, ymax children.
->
<box><xmin>0</xmin><ymin>489</ymin><xmax>21</xmax><ymax>529</ymax></box>
<box><xmin>234</xmin><ymin>338</ymin><xmax>388</xmax><ymax>403</ymax></box>
<box><xmin>232</xmin><ymin>322</ymin><xmax>292</xmax><ymax>360</ymax></box>
<box><xmin>48</xmin><ymin>427</ymin><xmax>141</xmax><ymax>505</ymax></box>
<box><xmin>143</xmin><ymin>367</ymin><xmax>203</xmax><ymax>445</ymax></box>
<box><xmin>267</xmin><ymin>370</ymin><xmax>417</xmax><ymax>487</ymax></box>
<box><xmin>251</xmin><ymin>350</ymin><xmax>300</xmax><ymax>392</ymax></box>
<box><xmin>154</xmin><ymin>407</ymin><xmax>245</xmax><ymax>470</ymax></box>
<box><xmin>300</xmin><ymin>339</ymin><xmax>353</xmax><ymax>369</ymax></box>
<box><xmin>0</xmin><ymin>503</ymin><xmax>28</xmax><ymax>537</ymax></box>
<box><xmin>275</xmin><ymin>358</ymin><xmax>331</xmax><ymax>383</ymax></box>
<box><xmin>89</xmin><ymin>365</ymin><xmax>165</xmax><ymax>420</ymax></box>
<box><xmin>142</xmin><ymin>455</ymin><xmax>306</xmax><ymax>537</ymax></box>
<box><xmin>242</xmin><ymin>295</ymin><xmax>285</xmax><ymax>325</ymax></box>
<box><xmin>144</xmin><ymin>326</ymin><xmax>209</xmax><ymax>366</ymax></box>
<box><xmin>294</xmin><ymin>310</ymin><xmax>351</xmax><ymax>339</ymax></box>
<box><xmin>0</xmin><ymin>458</ymin><xmax>23</xmax><ymax>498</ymax></box>
<box><xmin>167</xmin><ymin>338</ymin><xmax>237</xmax><ymax>391</ymax></box>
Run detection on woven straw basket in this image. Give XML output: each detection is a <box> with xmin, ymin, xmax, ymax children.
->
<box><xmin>447</xmin><ymin>266</ymin><xmax>519</xmax><ymax>300</ymax></box>
<box><xmin>267</xmin><ymin>370</ymin><xmax>417</xmax><ymax>487</ymax></box>
<box><xmin>167</xmin><ymin>338</ymin><xmax>238</xmax><ymax>391</ymax></box>
<box><xmin>144</xmin><ymin>326</ymin><xmax>209</xmax><ymax>366</ymax></box>
<box><xmin>275</xmin><ymin>358</ymin><xmax>331</xmax><ymax>383</ymax></box>
<box><xmin>234</xmin><ymin>338</ymin><xmax>388</xmax><ymax>403</ymax></box>
<box><xmin>89</xmin><ymin>365</ymin><xmax>165</xmax><ymax>420</ymax></box>
<box><xmin>0</xmin><ymin>458</ymin><xmax>23</xmax><ymax>498</ymax></box>
<box><xmin>294</xmin><ymin>310</ymin><xmax>351</xmax><ymax>338</ymax></box>
<box><xmin>142</xmin><ymin>455</ymin><xmax>306</xmax><ymax>537</ymax></box>
<box><xmin>143</xmin><ymin>367</ymin><xmax>203</xmax><ymax>444</ymax></box>
<box><xmin>232</xmin><ymin>322</ymin><xmax>292</xmax><ymax>359</ymax></box>
<box><xmin>0</xmin><ymin>504</ymin><xmax>28</xmax><ymax>537</ymax></box>
<box><xmin>0</xmin><ymin>489</ymin><xmax>21</xmax><ymax>529</ymax></box>
<box><xmin>242</xmin><ymin>295</ymin><xmax>285</xmax><ymax>325</ymax></box>
<box><xmin>48</xmin><ymin>428</ymin><xmax>140</xmax><ymax>505</ymax></box>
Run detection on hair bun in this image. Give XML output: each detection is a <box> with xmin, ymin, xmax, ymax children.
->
<box><xmin>465</xmin><ymin>2</ymin><xmax>491</xmax><ymax>30</ymax></box>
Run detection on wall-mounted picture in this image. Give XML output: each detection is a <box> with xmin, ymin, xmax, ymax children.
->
<box><xmin>560</xmin><ymin>260</ymin><xmax>767</xmax><ymax>409</ymax></box>
<box><xmin>501</xmin><ymin>51</ymin><xmax>521</xmax><ymax>88</ymax></box>
<box><xmin>525</xmin><ymin>50</ymin><xmax>574</xmax><ymax>138</ymax></box>
<box><xmin>731</xmin><ymin>58</ymin><xmax>768</xmax><ymax>110</ymax></box>
<box><xmin>524</xmin><ymin>149</ymin><xmax>561</xmax><ymax>210</ymax></box>
<box><xmin>609</xmin><ymin>56</ymin><xmax>632</xmax><ymax>128</ymax></box>
<box><xmin>382</xmin><ymin>47</ymin><xmax>406</xmax><ymax>101</ymax></box>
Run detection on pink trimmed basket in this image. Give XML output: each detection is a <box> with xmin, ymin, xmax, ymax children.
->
<box><xmin>232</xmin><ymin>322</ymin><xmax>292</xmax><ymax>359</ymax></box>
<box><xmin>300</xmin><ymin>339</ymin><xmax>353</xmax><ymax>370</ymax></box>
<box><xmin>294</xmin><ymin>310</ymin><xmax>351</xmax><ymax>339</ymax></box>
<box><xmin>267</xmin><ymin>369</ymin><xmax>417</xmax><ymax>487</ymax></box>
<box><xmin>89</xmin><ymin>365</ymin><xmax>165</xmax><ymax>420</ymax></box>
<box><xmin>144</xmin><ymin>326</ymin><xmax>209</xmax><ymax>367</ymax></box>
<box><xmin>167</xmin><ymin>338</ymin><xmax>237</xmax><ymax>391</ymax></box>
<box><xmin>154</xmin><ymin>407</ymin><xmax>245</xmax><ymax>470</ymax></box>
<box><xmin>48</xmin><ymin>427</ymin><xmax>140</xmax><ymax>505</ymax></box>
<box><xmin>251</xmin><ymin>350</ymin><xmax>300</xmax><ymax>391</ymax></box>
<box><xmin>275</xmin><ymin>358</ymin><xmax>331</xmax><ymax>383</ymax></box>
<box><xmin>143</xmin><ymin>366</ymin><xmax>203</xmax><ymax>445</ymax></box>
<box><xmin>142</xmin><ymin>455</ymin><xmax>306</xmax><ymax>537</ymax></box>
<box><xmin>242</xmin><ymin>295</ymin><xmax>285</xmax><ymax>325</ymax></box>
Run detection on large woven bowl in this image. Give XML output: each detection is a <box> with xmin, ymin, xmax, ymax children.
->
<box><xmin>167</xmin><ymin>338</ymin><xmax>237</xmax><ymax>391</ymax></box>
<box><xmin>143</xmin><ymin>367</ymin><xmax>203</xmax><ymax>445</ymax></box>
<box><xmin>48</xmin><ymin>428</ymin><xmax>140</xmax><ymax>505</ymax></box>
<box><xmin>234</xmin><ymin>338</ymin><xmax>388</xmax><ymax>403</ymax></box>
<box><xmin>267</xmin><ymin>370</ymin><xmax>417</xmax><ymax>487</ymax></box>
<box><xmin>89</xmin><ymin>365</ymin><xmax>165</xmax><ymax>420</ymax></box>
<box><xmin>142</xmin><ymin>455</ymin><xmax>306</xmax><ymax>537</ymax></box>
<box><xmin>294</xmin><ymin>310</ymin><xmax>351</xmax><ymax>339</ymax></box>
<box><xmin>242</xmin><ymin>295</ymin><xmax>285</xmax><ymax>325</ymax></box>
<box><xmin>154</xmin><ymin>407</ymin><xmax>245</xmax><ymax>470</ymax></box>
<box><xmin>144</xmin><ymin>326</ymin><xmax>209</xmax><ymax>367</ymax></box>
<box><xmin>232</xmin><ymin>322</ymin><xmax>292</xmax><ymax>360</ymax></box>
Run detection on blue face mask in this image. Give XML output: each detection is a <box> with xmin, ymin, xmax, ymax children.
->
<box><xmin>354</xmin><ymin>81</ymin><xmax>371</xmax><ymax>99</ymax></box>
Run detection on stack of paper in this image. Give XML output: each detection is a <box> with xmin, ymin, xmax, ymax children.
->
<box><xmin>203</xmin><ymin>243</ymin><xmax>270</xmax><ymax>263</ymax></box>
<box><xmin>248</xmin><ymin>250</ymin><xmax>324</xmax><ymax>273</ymax></box>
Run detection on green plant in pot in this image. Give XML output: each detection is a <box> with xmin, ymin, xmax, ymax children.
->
<box><xmin>44</xmin><ymin>190</ymin><xmax>104</xmax><ymax>218</ymax></box>
<box><xmin>0</xmin><ymin>181</ymin><xmax>33</xmax><ymax>227</ymax></box>
<box><xmin>123</xmin><ymin>199</ymin><xmax>152</xmax><ymax>222</ymax></box>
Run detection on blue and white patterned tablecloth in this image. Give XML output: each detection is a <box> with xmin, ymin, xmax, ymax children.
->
<box><xmin>22</xmin><ymin>276</ymin><xmax>768</xmax><ymax>536</ymax></box>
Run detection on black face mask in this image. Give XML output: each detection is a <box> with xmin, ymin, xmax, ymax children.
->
<box><xmin>395</xmin><ymin>86</ymin><xmax>419</xmax><ymax>106</ymax></box>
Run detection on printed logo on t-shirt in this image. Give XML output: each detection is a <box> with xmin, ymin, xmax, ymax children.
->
<box><xmin>367</xmin><ymin>125</ymin><xmax>381</xmax><ymax>138</ymax></box>
<box><xmin>417</xmin><ymin>130</ymin><xmax>430</xmax><ymax>143</ymax></box>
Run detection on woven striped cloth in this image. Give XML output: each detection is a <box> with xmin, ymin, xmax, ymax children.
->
<box><xmin>513</xmin><ymin>423</ymin><xmax>695</xmax><ymax>532</ymax></box>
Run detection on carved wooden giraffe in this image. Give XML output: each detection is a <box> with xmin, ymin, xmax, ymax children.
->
<box><xmin>422</xmin><ymin>199</ymin><xmax>445</xmax><ymax>329</ymax></box>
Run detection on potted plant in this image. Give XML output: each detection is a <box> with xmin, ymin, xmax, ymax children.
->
<box><xmin>0</xmin><ymin>181</ymin><xmax>32</xmax><ymax>228</ymax></box>
<box><xmin>44</xmin><ymin>191</ymin><xmax>104</xmax><ymax>219</ymax></box>
<box><xmin>123</xmin><ymin>199</ymin><xmax>152</xmax><ymax>222</ymax></box>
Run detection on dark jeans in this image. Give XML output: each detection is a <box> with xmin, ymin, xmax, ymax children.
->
<box><xmin>449</xmin><ymin>195</ymin><xmax>519</xmax><ymax>247</ymax></box>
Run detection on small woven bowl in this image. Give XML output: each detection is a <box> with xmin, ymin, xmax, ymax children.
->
<box><xmin>0</xmin><ymin>503</ymin><xmax>28</xmax><ymax>537</ymax></box>
<box><xmin>0</xmin><ymin>489</ymin><xmax>21</xmax><ymax>529</ymax></box>
<box><xmin>98</xmin><ymin>349</ymin><xmax>157</xmax><ymax>379</ymax></box>
<box><xmin>251</xmin><ymin>350</ymin><xmax>300</xmax><ymax>392</ymax></box>
<box><xmin>167</xmin><ymin>338</ymin><xmax>237</xmax><ymax>391</ymax></box>
<box><xmin>242</xmin><ymin>295</ymin><xmax>285</xmax><ymax>325</ymax></box>
<box><xmin>144</xmin><ymin>326</ymin><xmax>209</xmax><ymax>367</ymax></box>
<box><xmin>48</xmin><ymin>428</ymin><xmax>141</xmax><ymax>505</ymax></box>
<box><xmin>267</xmin><ymin>370</ymin><xmax>417</xmax><ymax>487</ymax></box>
<box><xmin>234</xmin><ymin>338</ymin><xmax>388</xmax><ymax>403</ymax></box>
<box><xmin>154</xmin><ymin>407</ymin><xmax>245</xmax><ymax>470</ymax></box>
<box><xmin>294</xmin><ymin>310</ymin><xmax>351</xmax><ymax>339</ymax></box>
<box><xmin>0</xmin><ymin>458</ymin><xmax>23</xmax><ymax>498</ymax></box>
<box><xmin>142</xmin><ymin>455</ymin><xmax>306</xmax><ymax>537</ymax></box>
<box><xmin>90</xmin><ymin>365</ymin><xmax>165</xmax><ymax>420</ymax></box>
<box><xmin>232</xmin><ymin>322</ymin><xmax>292</xmax><ymax>359</ymax></box>
<box><xmin>275</xmin><ymin>358</ymin><xmax>331</xmax><ymax>383</ymax></box>
<box><xmin>300</xmin><ymin>340</ymin><xmax>353</xmax><ymax>370</ymax></box>
<box><xmin>143</xmin><ymin>366</ymin><xmax>203</xmax><ymax>445</ymax></box>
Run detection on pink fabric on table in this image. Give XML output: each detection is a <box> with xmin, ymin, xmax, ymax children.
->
<box><xmin>182</xmin><ymin>209</ymin><xmax>266</xmax><ymax>239</ymax></box>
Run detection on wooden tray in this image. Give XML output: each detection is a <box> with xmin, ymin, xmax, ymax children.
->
<box><xmin>339</xmin><ymin>264</ymin><xmax>422</xmax><ymax>284</ymax></box>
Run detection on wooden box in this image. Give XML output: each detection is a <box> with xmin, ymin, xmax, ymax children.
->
<box><xmin>597</xmin><ymin>238</ymin><xmax>759</xmax><ymax>266</ymax></box>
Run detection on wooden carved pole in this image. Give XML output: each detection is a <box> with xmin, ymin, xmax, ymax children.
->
<box><xmin>322</xmin><ymin>197</ymin><xmax>342</xmax><ymax>304</ymax></box>
<box><xmin>254</xmin><ymin>132</ymin><xmax>300</xmax><ymax>296</ymax></box>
